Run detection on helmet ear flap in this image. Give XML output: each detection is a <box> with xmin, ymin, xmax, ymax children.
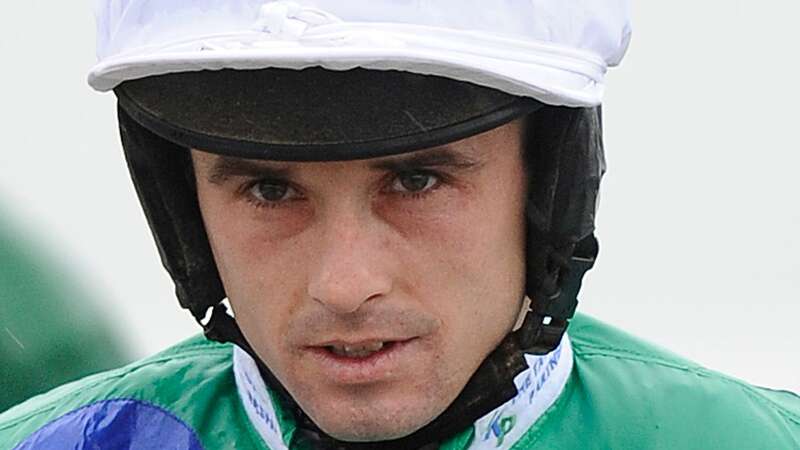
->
<box><xmin>519</xmin><ymin>106</ymin><xmax>604</xmax><ymax>353</ymax></box>
<box><xmin>118</xmin><ymin>105</ymin><xmax>226</xmax><ymax>323</ymax></box>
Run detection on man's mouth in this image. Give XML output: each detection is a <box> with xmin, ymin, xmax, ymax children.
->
<box><xmin>304</xmin><ymin>337</ymin><xmax>418</xmax><ymax>383</ymax></box>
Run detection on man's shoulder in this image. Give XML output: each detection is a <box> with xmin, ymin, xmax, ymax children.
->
<box><xmin>541</xmin><ymin>314</ymin><xmax>800</xmax><ymax>449</ymax></box>
<box><xmin>568</xmin><ymin>313</ymin><xmax>702</xmax><ymax>367</ymax></box>
<box><xmin>0</xmin><ymin>335</ymin><xmax>245</xmax><ymax>449</ymax></box>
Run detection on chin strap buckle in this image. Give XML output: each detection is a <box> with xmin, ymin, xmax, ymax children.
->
<box><xmin>520</xmin><ymin>234</ymin><xmax>598</xmax><ymax>354</ymax></box>
<box><xmin>201</xmin><ymin>303</ymin><xmax>246</xmax><ymax>346</ymax></box>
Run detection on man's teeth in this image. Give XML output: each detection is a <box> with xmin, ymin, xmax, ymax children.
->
<box><xmin>329</xmin><ymin>342</ymin><xmax>386</xmax><ymax>358</ymax></box>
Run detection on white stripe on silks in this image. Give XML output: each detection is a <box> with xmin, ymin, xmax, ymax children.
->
<box><xmin>233</xmin><ymin>348</ymin><xmax>290</xmax><ymax>450</ymax></box>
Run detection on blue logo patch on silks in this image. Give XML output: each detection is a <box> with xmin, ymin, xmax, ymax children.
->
<box><xmin>13</xmin><ymin>399</ymin><xmax>204</xmax><ymax>450</ymax></box>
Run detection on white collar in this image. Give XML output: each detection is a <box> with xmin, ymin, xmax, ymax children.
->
<box><xmin>233</xmin><ymin>334</ymin><xmax>573</xmax><ymax>450</ymax></box>
<box><xmin>469</xmin><ymin>335</ymin><xmax>573</xmax><ymax>449</ymax></box>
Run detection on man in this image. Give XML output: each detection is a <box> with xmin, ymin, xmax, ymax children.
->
<box><xmin>1</xmin><ymin>1</ymin><xmax>798</xmax><ymax>449</ymax></box>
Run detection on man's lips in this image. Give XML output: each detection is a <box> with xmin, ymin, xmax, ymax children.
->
<box><xmin>307</xmin><ymin>335</ymin><xmax>418</xmax><ymax>358</ymax></box>
<box><xmin>288</xmin><ymin>307</ymin><xmax>440</xmax><ymax>384</ymax></box>
<box><xmin>310</xmin><ymin>334</ymin><xmax>419</xmax><ymax>348</ymax></box>
<box><xmin>303</xmin><ymin>337</ymin><xmax>420</xmax><ymax>384</ymax></box>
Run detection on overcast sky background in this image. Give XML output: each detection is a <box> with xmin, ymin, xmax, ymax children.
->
<box><xmin>0</xmin><ymin>1</ymin><xmax>797</xmax><ymax>392</ymax></box>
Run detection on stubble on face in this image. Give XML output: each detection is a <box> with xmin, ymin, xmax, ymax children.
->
<box><xmin>192</xmin><ymin>119</ymin><xmax>528</xmax><ymax>441</ymax></box>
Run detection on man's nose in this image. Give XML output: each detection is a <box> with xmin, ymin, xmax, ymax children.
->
<box><xmin>306</xmin><ymin>209</ymin><xmax>393</xmax><ymax>315</ymax></box>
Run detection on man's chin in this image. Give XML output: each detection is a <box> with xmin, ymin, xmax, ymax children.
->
<box><xmin>303</xmin><ymin>396</ymin><xmax>444</xmax><ymax>443</ymax></box>
<box><xmin>316</xmin><ymin>419</ymin><xmax>424</xmax><ymax>443</ymax></box>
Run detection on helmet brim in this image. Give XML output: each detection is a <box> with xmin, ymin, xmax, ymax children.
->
<box><xmin>115</xmin><ymin>67</ymin><xmax>542</xmax><ymax>161</ymax></box>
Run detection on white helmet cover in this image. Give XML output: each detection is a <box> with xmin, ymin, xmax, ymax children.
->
<box><xmin>90</xmin><ymin>0</ymin><xmax>632</xmax><ymax>107</ymax></box>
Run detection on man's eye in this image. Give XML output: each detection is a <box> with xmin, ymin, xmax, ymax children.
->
<box><xmin>390</xmin><ymin>172</ymin><xmax>439</xmax><ymax>194</ymax></box>
<box><xmin>249</xmin><ymin>180</ymin><xmax>296</xmax><ymax>203</ymax></box>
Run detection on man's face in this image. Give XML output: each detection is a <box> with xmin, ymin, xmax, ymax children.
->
<box><xmin>191</xmin><ymin>120</ymin><xmax>527</xmax><ymax>441</ymax></box>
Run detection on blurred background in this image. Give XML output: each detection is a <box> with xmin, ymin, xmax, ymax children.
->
<box><xmin>0</xmin><ymin>0</ymin><xmax>797</xmax><ymax>411</ymax></box>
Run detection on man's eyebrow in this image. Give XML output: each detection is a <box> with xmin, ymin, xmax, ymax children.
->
<box><xmin>204</xmin><ymin>147</ymin><xmax>482</xmax><ymax>184</ymax></box>
<box><xmin>369</xmin><ymin>147</ymin><xmax>483</xmax><ymax>172</ymax></box>
<box><xmin>206</xmin><ymin>156</ymin><xmax>291</xmax><ymax>185</ymax></box>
